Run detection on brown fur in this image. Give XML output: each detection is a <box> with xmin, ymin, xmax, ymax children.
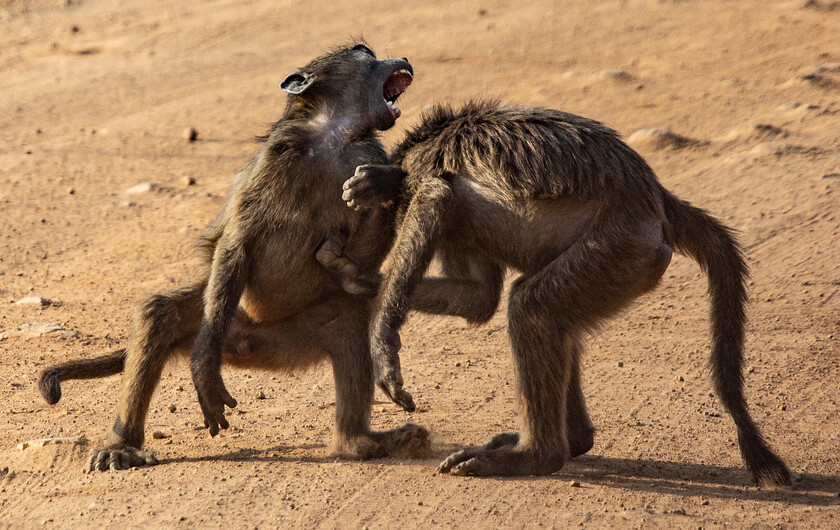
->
<box><xmin>37</xmin><ymin>43</ymin><xmax>428</xmax><ymax>472</ymax></box>
<box><xmin>342</xmin><ymin>101</ymin><xmax>791</xmax><ymax>486</ymax></box>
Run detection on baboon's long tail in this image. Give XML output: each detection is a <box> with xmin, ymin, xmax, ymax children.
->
<box><xmin>38</xmin><ymin>349</ymin><xmax>126</xmax><ymax>405</ymax></box>
<box><xmin>661</xmin><ymin>189</ymin><xmax>791</xmax><ymax>487</ymax></box>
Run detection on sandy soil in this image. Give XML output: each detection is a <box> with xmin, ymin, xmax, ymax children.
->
<box><xmin>1</xmin><ymin>0</ymin><xmax>839</xmax><ymax>528</ymax></box>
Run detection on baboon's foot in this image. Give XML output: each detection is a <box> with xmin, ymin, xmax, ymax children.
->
<box><xmin>462</xmin><ymin>431</ymin><xmax>592</xmax><ymax>456</ymax></box>
<box><xmin>85</xmin><ymin>445</ymin><xmax>158</xmax><ymax>472</ymax></box>
<box><xmin>335</xmin><ymin>424</ymin><xmax>430</xmax><ymax>460</ymax></box>
<box><xmin>569</xmin><ymin>428</ymin><xmax>595</xmax><ymax>458</ymax></box>
<box><xmin>437</xmin><ymin>434</ymin><xmax>565</xmax><ymax>476</ymax></box>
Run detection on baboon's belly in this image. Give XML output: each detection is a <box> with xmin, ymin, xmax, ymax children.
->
<box><xmin>238</xmin><ymin>236</ymin><xmax>335</xmax><ymax>323</ymax></box>
<box><xmin>446</xmin><ymin>178</ymin><xmax>601</xmax><ymax>275</ymax></box>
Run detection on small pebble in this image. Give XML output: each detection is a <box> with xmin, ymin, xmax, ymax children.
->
<box><xmin>676</xmin><ymin>375</ymin><xmax>684</xmax><ymax>382</ymax></box>
<box><xmin>617</xmin><ymin>361</ymin><xmax>624</xmax><ymax>367</ymax></box>
<box><xmin>181</xmin><ymin>175</ymin><xmax>196</xmax><ymax>186</ymax></box>
<box><xmin>182</xmin><ymin>127</ymin><xmax>198</xmax><ymax>142</ymax></box>
<box><xmin>255</xmin><ymin>391</ymin><xmax>266</xmax><ymax>400</ymax></box>
<box><xmin>9</xmin><ymin>382</ymin><xmax>22</xmax><ymax>388</ymax></box>
<box><xmin>15</xmin><ymin>296</ymin><xmax>50</xmax><ymax>306</ymax></box>
<box><xmin>168</xmin><ymin>404</ymin><xmax>177</xmax><ymax>413</ymax></box>
<box><xmin>125</xmin><ymin>182</ymin><xmax>156</xmax><ymax>195</ymax></box>
<box><xmin>152</xmin><ymin>431</ymin><xmax>169</xmax><ymax>440</ymax></box>
<box><xmin>67</xmin><ymin>188</ymin><xmax>75</xmax><ymax>195</ymax></box>
<box><xmin>569</xmin><ymin>480</ymin><xmax>581</xmax><ymax>487</ymax></box>
<box><xmin>671</xmin><ymin>508</ymin><xmax>686</xmax><ymax>515</ymax></box>
<box><xmin>455</xmin><ymin>362</ymin><xmax>461</xmax><ymax>367</ymax></box>
<box><xmin>778</xmin><ymin>404</ymin><xmax>787</xmax><ymax>411</ymax></box>
<box><xmin>701</xmin><ymin>500</ymin><xmax>710</xmax><ymax>505</ymax></box>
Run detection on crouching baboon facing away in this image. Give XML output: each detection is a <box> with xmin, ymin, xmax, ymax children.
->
<box><xmin>341</xmin><ymin>101</ymin><xmax>791</xmax><ymax>485</ymax></box>
<box><xmin>37</xmin><ymin>43</ymin><xmax>428</xmax><ymax>472</ymax></box>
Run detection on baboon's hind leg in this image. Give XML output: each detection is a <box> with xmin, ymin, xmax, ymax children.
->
<box><xmin>87</xmin><ymin>280</ymin><xmax>206</xmax><ymax>472</ymax></box>
<box><xmin>439</xmin><ymin>218</ymin><xmax>670</xmax><ymax>476</ymax></box>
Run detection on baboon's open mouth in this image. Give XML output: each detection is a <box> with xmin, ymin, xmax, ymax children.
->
<box><xmin>383</xmin><ymin>69</ymin><xmax>413</xmax><ymax>120</ymax></box>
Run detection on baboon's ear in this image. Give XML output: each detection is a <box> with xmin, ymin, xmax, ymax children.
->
<box><xmin>280</xmin><ymin>71</ymin><xmax>316</xmax><ymax>94</ymax></box>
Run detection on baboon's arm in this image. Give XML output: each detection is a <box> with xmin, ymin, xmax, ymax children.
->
<box><xmin>342</xmin><ymin>164</ymin><xmax>406</xmax><ymax>210</ymax></box>
<box><xmin>190</xmin><ymin>236</ymin><xmax>249</xmax><ymax>436</ymax></box>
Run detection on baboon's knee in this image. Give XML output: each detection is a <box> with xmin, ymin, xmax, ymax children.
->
<box><xmin>465</xmin><ymin>288</ymin><xmax>501</xmax><ymax>325</ymax></box>
<box><xmin>131</xmin><ymin>292</ymin><xmax>184</xmax><ymax>349</ymax></box>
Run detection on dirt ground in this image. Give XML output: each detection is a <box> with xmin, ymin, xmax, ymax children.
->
<box><xmin>1</xmin><ymin>0</ymin><xmax>839</xmax><ymax>528</ymax></box>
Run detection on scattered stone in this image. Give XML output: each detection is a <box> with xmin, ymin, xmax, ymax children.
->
<box><xmin>569</xmin><ymin>480</ymin><xmax>581</xmax><ymax>487</ymax></box>
<box><xmin>778</xmin><ymin>404</ymin><xmax>787</xmax><ymax>411</ymax></box>
<box><xmin>478</xmin><ymin>8</ymin><xmax>488</xmax><ymax>16</ymax></box>
<box><xmin>9</xmin><ymin>382</ymin><xmax>23</xmax><ymax>388</ymax></box>
<box><xmin>801</xmin><ymin>0</ymin><xmax>840</xmax><ymax>12</ymax></box>
<box><xmin>152</xmin><ymin>431</ymin><xmax>169</xmax><ymax>440</ymax></box>
<box><xmin>125</xmin><ymin>182</ymin><xmax>157</xmax><ymax>195</ymax></box>
<box><xmin>17</xmin><ymin>437</ymin><xmax>86</xmax><ymax>450</ymax></box>
<box><xmin>117</xmin><ymin>200</ymin><xmax>136</xmax><ymax>208</ymax></box>
<box><xmin>823</xmin><ymin>173</ymin><xmax>840</xmax><ymax>179</ymax></box>
<box><xmin>67</xmin><ymin>188</ymin><xmax>75</xmax><ymax>195</ymax></box>
<box><xmin>455</xmin><ymin>362</ymin><xmax>461</xmax><ymax>367</ymax></box>
<box><xmin>722</xmin><ymin>123</ymin><xmax>786</xmax><ymax>143</ymax></box>
<box><xmin>181</xmin><ymin>174</ymin><xmax>196</xmax><ymax>186</ymax></box>
<box><xmin>670</xmin><ymin>508</ymin><xmax>687</xmax><ymax>515</ymax></box>
<box><xmin>182</xmin><ymin>127</ymin><xmax>198</xmax><ymax>142</ymax></box>
<box><xmin>617</xmin><ymin>361</ymin><xmax>624</xmax><ymax>368</ymax></box>
<box><xmin>0</xmin><ymin>322</ymin><xmax>75</xmax><ymax>339</ymax></box>
<box><xmin>15</xmin><ymin>296</ymin><xmax>50</xmax><ymax>306</ymax></box>
<box><xmin>69</xmin><ymin>25</ymin><xmax>79</xmax><ymax>34</ymax></box>
<box><xmin>255</xmin><ymin>391</ymin><xmax>266</xmax><ymax>400</ymax></box>
<box><xmin>627</xmin><ymin>128</ymin><xmax>695</xmax><ymax>150</ymax></box>
<box><xmin>675</xmin><ymin>375</ymin><xmax>684</xmax><ymax>382</ymax></box>
<box><xmin>597</xmin><ymin>69</ymin><xmax>633</xmax><ymax>82</ymax></box>
<box><xmin>169</xmin><ymin>404</ymin><xmax>177</xmax><ymax>413</ymax></box>
<box><xmin>701</xmin><ymin>499</ymin><xmax>710</xmax><ymax>505</ymax></box>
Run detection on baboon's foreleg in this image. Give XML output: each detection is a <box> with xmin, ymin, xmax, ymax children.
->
<box><xmin>87</xmin><ymin>280</ymin><xmax>206</xmax><ymax>472</ymax></box>
<box><xmin>191</xmin><ymin>238</ymin><xmax>250</xmax><ymax>436</ymax></box>
<box><xmin>370</xmin><ymin>174</ymin><xmax>454</xmax><ymax>412</ymax></box>
<box><xmin>439</xmin><ymin>219</ymin><xmax>669</xmax><ymax>476</ymax></box>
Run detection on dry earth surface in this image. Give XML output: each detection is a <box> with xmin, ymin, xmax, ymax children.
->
<box><xmin>1</xmin><ymin>0</ymin><xmax>839</xmax><ymax>528</ymax></box>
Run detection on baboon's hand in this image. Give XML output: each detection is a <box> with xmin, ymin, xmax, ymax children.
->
<box><xmin>371</xmin><ymin>331</ymin><xmax>415</xmax><ymax>412</ymax></box>
<box><xmin>342</xmin><ymin>164</ymin><xmax>401</xmax><ymax>210</ymax></box>
<box><xmin>193</xmin><ymin>371</ymin><xmax>237</xmax><ymax>437</ymax></box>
<box><xmin>342</xmin><ymin>270</ymin><xmax>382</xmax><ymax>297</ymax></box>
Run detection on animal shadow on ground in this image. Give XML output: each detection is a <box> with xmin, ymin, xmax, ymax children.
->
<box><xmin>560</xmin><ymin>455</ymin><xmax>839</xmax><ymax>506</ymax></box>
<box><xmin>162</xmin><ymin>444</ymin><xmax>839</xmax><ymax>506</ymax></box>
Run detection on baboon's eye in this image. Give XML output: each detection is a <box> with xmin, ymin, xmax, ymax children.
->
<box><xmin>351</xmin><ymin>44</ymin><xmax>376</xmax><ymax>58</ymax></box>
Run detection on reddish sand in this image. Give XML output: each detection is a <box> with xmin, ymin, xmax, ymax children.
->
<box><xmin>1</xmin><ymin>0</ymin><xmax>839</xmax><ymax>527</ymax></box>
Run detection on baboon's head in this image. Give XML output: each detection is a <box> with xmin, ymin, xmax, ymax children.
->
<box><xmin>280</xmin><ymin>42</ymin><xmax>413</xmax><ymax>131</ymax></box>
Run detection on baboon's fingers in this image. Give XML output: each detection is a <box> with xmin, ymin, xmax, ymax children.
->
<box><xmin>84</xmin><ymin>452</ymin><xmax>97</xmax><ymax>473</ymax></box>
<box><xmin>109</xmin><ymin>451</ymin><xmax>125</xmax><ymax>471</ymax></box>
<box><xmin>437</xmin><ymin>447</ymin><xmax>483</xmax><ymax>474</ymax></box>
<box><xmin>94</xmin><ymin>450</ymin><xmax>109</xmax><ymax>472</ymax></box>
<box><xmin>341</xmin><ymin>166</ymin><xmax>381</xmax><ymax>210</ymax></box>
<box><xmin>198</xmin><ymin>396</ymin><xmax>223</xmax><ymax>437</ymax></box>
<box><xmin>220</xmin><ymin>387</ymin><xmax>237</xmax><ymax>409</ymax></box>
<box><xmin>451</xmin><ymin>457</ymin><xmax>493</xmax><ymax>477</ymax></box>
